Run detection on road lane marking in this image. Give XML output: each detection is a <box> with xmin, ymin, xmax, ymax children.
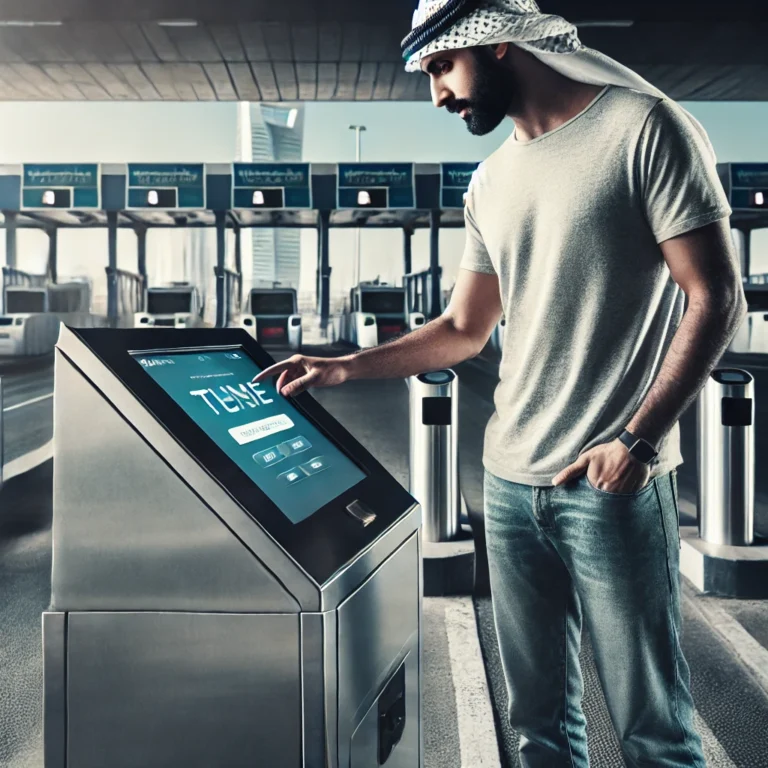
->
<box><xmin>3</xmin><ymin>392</ymin><xmax>53</xmax><ymax>412</ymax></box>
<box><xmin>442</xmin><ymin>597</ymin><xmax>502</xmax><ymax>767</ymax></box>
<box><xmin>2</xmin><ymin>439</ymin><xmax>53</xmax><ymax>482</ymax></box>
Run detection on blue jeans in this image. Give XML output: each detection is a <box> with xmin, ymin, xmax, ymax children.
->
<box><xmin>484</xmin><ymin>469</ymin><xmax>705</xmax><ymax>768</ymax></box>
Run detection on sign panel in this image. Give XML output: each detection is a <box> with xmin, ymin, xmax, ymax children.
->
<box><xmin>337</xmin><ymin>163</ymin><xmax>414</xmax><ymax>209</ymax></box>
<box><xmin>729</xmin><ymin>163</ymin><xmax>768</xmax><ymax>210</ymax></box>
<box><xmin>233</xmin><ymin>163</ymin><xmax>311</xmax><ymax>209</ymax></box>
<box><xmin>440</xmin><ymin>162</ymin><xmax>480</xmax><ymax>208</ymax></box>
<box><xmin>22</xmin><ymin>163</ymin><xmax>100</xmax><ymax>209</ymax></box>
<box><xmin>127</xmin><ymin>163</ymin><xmax>205</xmax><ymax>209</ymax></box>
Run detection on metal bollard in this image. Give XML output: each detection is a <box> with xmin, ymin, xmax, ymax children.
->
<box><xmin>697</xmin><ymin>368</ymin><xmax>755</xmax><ymax>546</ymax></box>
<box><xmin>409</xmin><ymin>369</ymin><xmax>459</xmax><ymax>542</ymax></box>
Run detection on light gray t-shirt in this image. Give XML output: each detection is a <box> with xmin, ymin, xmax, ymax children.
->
<box><xmin>461</xmin><ymin>85</ymin><xmax>732</xmax><ymax>487</ymax></box>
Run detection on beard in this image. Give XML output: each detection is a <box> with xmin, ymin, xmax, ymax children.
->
<box><xmin>449</xmin><ymin>48</ymin><xmax>516</xmax><ymax>136</ymax></box>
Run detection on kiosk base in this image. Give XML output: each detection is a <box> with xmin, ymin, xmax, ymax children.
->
<box><xmin>680</xmin><ymin>526</ymin><xmax>768</xmax><ymax>598</ymax></box>
<box><xmin>43</xmin><ymin>537</ymin><xmax>421</xmax><ymax>768</ymax></box>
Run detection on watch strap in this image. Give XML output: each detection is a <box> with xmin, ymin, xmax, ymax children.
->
<box><xmin>619</xmin><ymin>430</ymin><xmax>658</xmax><ymax>464</ymax></box>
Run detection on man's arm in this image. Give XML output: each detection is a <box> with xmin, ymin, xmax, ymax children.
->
<box><xmin>553</xmin><ymin>218</ymin><xmax>747</xmax><ymax>488</ymax></box>
<box><xmin>345</xmin><ymin>268</ymin><xmax>502</xmax><ymax>380</ymax></box>
<box><xmin>626</xmin><ymin>219</ymin><xmax>746</xmax><ymax>446</ymax></box>
<box><xmin>252</xmin><ymin>268</ymin><xmax>502</xmax><ymax>396</ymax></box>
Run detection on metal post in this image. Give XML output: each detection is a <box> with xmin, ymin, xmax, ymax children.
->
<box><xmin>215</xmin><ymin>211</ymin><xmax>227</xmax><ymax>328</ymax></box>
<box><xmin>5</xmin><ymin>211</ymin><xmax>17</xmax><ymax>269</ymax></box>
<box><xmin>349</xmin><ymin>125</ymin><xmax>366</xmax><ymax>286</ymax></box>
<box><xmin>136</xmin><ymin>226</ymin><xmax>147</xmax><ymax>280</ymax></box>
<box><xmin>409</xmin><ymin>369</ymin><xmax>459</xmax><ymax>542</ymax></box>
<box><xmin>403</xmin><ymin>227</ymin><xmax>413</xmax><ymax>277</ymax></box>
<box><xmin>318</xmin><ymin>210</ymin><xmax>331</xmax><ymax>332</ymax></box>
<box><xmin>743</xmin><ymin>228</ymin><xmax>752</xmax><ymax>279</ymax></box>
<box><xmin>234</xmin><ymin>225</ymin><xmax>242</xmax><ymax>312</ymax></box>
<box><xmin>697</xmin><ymin>368</ymin><xmax>755</xmax><ymax>546</ymax></box>
<box><xmin>429</xmin><ymin>210</ymin><xmax>441</xmax><ymax>319</ymax></box>
<box><xmin>47</xmin><ymin>228</ymin><xmax>58</xmax><ymax>284</ymax></box>
<box><xmin>136</xmin><ymin>226</ymin><xmax>148</xmax><ymax>313</ymax></box>
<box><xmin>107</xmin><ymin>211</ymin><xmax>118</xmax><ymax>319</ymax></box>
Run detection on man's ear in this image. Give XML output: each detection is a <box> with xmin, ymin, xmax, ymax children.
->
<box><xmin>491</xmin><ymin>42</ymin><xmax>509</xmax><ymax>61</ymax></box>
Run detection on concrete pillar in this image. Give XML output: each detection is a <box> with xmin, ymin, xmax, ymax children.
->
<box><xmin>107</xmin><ymin>211</ymin><xmax>118</xmax><ymax>319</ymax></box>
<box><xmin>429</xmin><ymin>210</ymin><xmax>441</xmax><ymax>319</ymax></box>
<box><xmin>5</xmin><ymin>211</ymin><xmax>17</xmax><ymax>269</ymax></box>
<box><xmin>47</xmin><ymin>228</ymin><xmax>58</xmax><ymax>284</ymax></box>
<box><xmin>215</xmin><ymin>211</ymin><xmax>227</xmax><ymax>327</ymax></box>
<box><xmin>318</xmin><ymin>210</ymin><xmax>331</xmax><ymax>331</ymax></box>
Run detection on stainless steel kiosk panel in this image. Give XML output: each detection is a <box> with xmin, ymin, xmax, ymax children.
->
<box><xmin>43</xmin><ymin>326</ymin><xmax>422</xmax><ymax>768</ymax></box>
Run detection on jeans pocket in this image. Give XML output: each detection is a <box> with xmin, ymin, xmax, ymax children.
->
<box><xmin>583</xmin><ymin>473</ymin><xmax>655</xmax><ymax>498</ymax></box>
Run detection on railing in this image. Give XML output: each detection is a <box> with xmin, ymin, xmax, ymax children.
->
<box><xmin>2</xmin><ymin>266</ymin><xmax>47</xmax><ymax>291</ymax></box>
<box><xmin>404</xmin><ymin>268</ymin><xmax>443</xmax><ymax>320</ymax></box>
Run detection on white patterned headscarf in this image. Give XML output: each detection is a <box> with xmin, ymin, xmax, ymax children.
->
<box><xmin>400</xmin><ymin>0</ymin><xmax>711</xmax><ymax>145</ymax></box>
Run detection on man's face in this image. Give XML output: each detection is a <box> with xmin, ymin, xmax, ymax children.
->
<box><xmin>422</xmin><ymin>46</ymin><xmax>516</xmax><ymax>135</ymax></box>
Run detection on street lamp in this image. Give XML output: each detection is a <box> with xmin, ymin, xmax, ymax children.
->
<box><xmin>349</xmin><ymin>125</ymin><xmax>367</xmax><ymax>286</ymax></box>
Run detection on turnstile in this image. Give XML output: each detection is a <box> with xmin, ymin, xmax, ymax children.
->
<box><xmin>43</xmin><ymin>326</ymin><xmax>422</xmax><ymax>768</ymax></box>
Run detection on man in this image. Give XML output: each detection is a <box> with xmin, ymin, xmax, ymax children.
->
<box><xmin>254</xmin><ymin>1</ymin><xmax>747</xmax><ymax>765</ymax></box>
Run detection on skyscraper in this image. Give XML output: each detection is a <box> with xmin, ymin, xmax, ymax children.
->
<box><xmin>237</xmin><ymin>102</ymin><xmax>305</xmax><ymax>289</ymax></box>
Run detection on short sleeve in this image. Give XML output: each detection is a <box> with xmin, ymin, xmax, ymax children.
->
<box><xmin>459</xmin><ymin>177</ymin><xmax>496</xmax><ymax>275</ymax></box>
<box><xmin>637</xmin><ymin>100</ymin><xmax>731</xmax><ymax>244</ymax></box>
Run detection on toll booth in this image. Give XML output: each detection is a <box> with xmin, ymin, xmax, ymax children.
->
<box><xmin>0</xmin><ymin>286</ymin><xmax>59</xmax><ymax>356</ymax></box>
<box><xmin>135</xmin><ymin>283</ymin><xmax>201</xmax><ymax>329</ymax></box>
<box><xmin>43</xmin><ymin>326</ymin><xmax>422</xmax><ymax>768</ymax></box>
<box><xmin>343</xmin><ymin>283</ymin><xmax>409</xmax><ymax>348</ymax></box>
<box><xmin>240</xmin><ymin>286</ymin><xmax>302</xmax><ymax>350</ymax></box>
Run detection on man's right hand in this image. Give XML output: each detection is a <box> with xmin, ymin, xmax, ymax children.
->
<box><xmin>251</xmin><ymin>355</ymin><xmax>352</xmax><ymax>398</ymax></box>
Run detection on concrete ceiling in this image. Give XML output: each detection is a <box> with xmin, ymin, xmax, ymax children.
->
<box><xmin>0</xmin><ymin>1</ymin><xmax>766</xmax><ymax>101</ymax></box>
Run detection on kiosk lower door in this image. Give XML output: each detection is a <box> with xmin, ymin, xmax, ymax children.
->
<box><xmin>337</xmin><ymin>534</ymin><xmax>421</xmax><ymax>768</ymax></box>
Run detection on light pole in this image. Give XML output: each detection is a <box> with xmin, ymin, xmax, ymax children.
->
<box><xmin>349</xmin><ymin>125</ymin><xmax>366</xmax><ymax>286</ymax></box>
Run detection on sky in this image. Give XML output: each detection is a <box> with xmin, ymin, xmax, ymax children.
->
<box><xmin>0</xmin><ymin>98</ymin><xmax>767</xmax><ymax>306</ymax></box>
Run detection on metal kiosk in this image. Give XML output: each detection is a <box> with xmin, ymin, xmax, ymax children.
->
<box><xmin>43</xmin><ymin>327</ymin><xmax>422</xmax><ymax>768</ymax></box>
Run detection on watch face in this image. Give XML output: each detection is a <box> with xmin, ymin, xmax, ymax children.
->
<box><xmin>631</xmin><ymin>441</ymin><xmax>657</xmax><ymax>464</ymax></box>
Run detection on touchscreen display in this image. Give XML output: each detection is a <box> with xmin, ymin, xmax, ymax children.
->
<box><xmin>133</xmin><ymin>348</ymin><xmax>366</xmax><ymax>524</ymax></box>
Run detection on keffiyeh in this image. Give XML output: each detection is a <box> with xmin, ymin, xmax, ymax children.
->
<box><xmin>400</xmin><ymin>0</ymin><xmax>714</xmax><ymax>155</ymax></box>
<box><xmin>401</xmin><ymin>1</ymin><xmax>707</xmax><ymax>132</ymax></box>
<box><xmin>402</xmin><ymin>0</ymin><xmax>580</xmax><ymax>69</ymax></box>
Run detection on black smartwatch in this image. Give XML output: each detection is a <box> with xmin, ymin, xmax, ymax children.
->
<box><xmin>618</xmin><ymin>430</ymin><xmax>658</xmax><ymax>465</ymax></box>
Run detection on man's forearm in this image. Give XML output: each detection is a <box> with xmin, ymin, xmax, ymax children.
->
<box><xmin>341</xmin><ymin>316</ymin><xmax>483</xmax><ymax>382</ymax></box>
<box><xmin>626</xmin><ymin>292</ymin><xmax>747</xmax><ymax>447</ymax></box>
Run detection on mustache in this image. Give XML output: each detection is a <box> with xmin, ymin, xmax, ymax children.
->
<box><xmin>446</xmin><ymin>99</ymin><xmax>472</xmax><ymax>114</ymax></box>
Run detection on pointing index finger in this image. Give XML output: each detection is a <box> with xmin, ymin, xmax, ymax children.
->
<box><xmin>251</xmin><ymin>359</ymin><xmax>292</xmax><ymax>383</ymax></box>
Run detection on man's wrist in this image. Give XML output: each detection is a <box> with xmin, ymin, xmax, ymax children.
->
<box><xmin>618</xmin><ymin>429</ymin><xmax>658</xmax><ymax>465</ymax></box>
<box><xmin>339</xmin><ymin>354</ymin><xmax>361</xmax><ymax>382</ymax></box>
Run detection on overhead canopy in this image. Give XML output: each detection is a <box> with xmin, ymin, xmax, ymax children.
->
<box><xmin>0</xmin><ymin>1</ymin><xmax>766</xmax><ymax>101</ymax></box>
